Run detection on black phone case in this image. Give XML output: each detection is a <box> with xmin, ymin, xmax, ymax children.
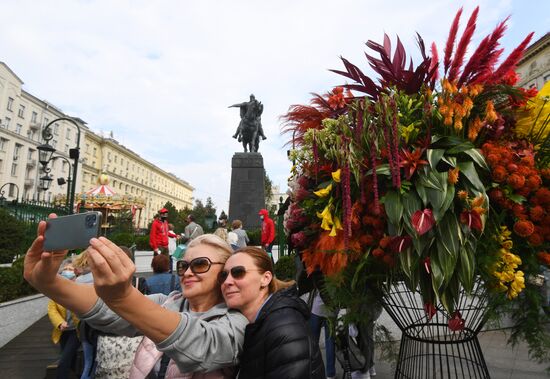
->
<box><xmin>43</xmin><ymin>212</ymin><xmax>102</xmax><ymax>251</ymax></box>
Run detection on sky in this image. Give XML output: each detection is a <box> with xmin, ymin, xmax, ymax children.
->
<box><xmin>0</xmin><ymin>0</ymin><xmax>548</xmax><ymax>213</ymax></box>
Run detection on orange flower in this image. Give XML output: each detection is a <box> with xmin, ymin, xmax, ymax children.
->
<box><xmin>492</xmin><ymin>166</ymin><xmax>507</xmax><ymax>182</ymax></box>
<box><xmin>447</xmin><ymin>167</ymin><xmax>460</xmax><ymax>184</ymax></box>
<box><xmin>513</xmin><ymin>220</ymin><xmax>535</xmax><ymax>237</ymax></box>
<box><xmin>537</xmin><ymin>252</ymin><xmax>550</xmax><ymax>266</ymax></box>
<box><xmin>529</xmin><ymin>205</ymin><xmax>544</xmax><ymax>222</ymax></box>
<box><xmin>485</xmin><ymin>100</ymin><xmax>497</xmax><ymax>123</ymax></box>
<box><xmin>457</xmin><ymin>190</ymin><xmax>468</xmax><ymax>200</ymax></box>
<box><xmin>507</xmin><ymin>174</ymin><xmax>526</xmax><ymax>190</ymax></box>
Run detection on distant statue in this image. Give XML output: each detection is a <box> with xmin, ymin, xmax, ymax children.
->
<box><xmin>229</xmin><ymin>94</ymin><xmax>266</xmax><ymax>153</ymax></box>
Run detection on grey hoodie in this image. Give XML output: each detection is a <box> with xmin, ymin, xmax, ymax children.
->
<box><xmin>78</xmin><ymin>292</ymin><xmax>248</xmax><ymax>373</ymax></box>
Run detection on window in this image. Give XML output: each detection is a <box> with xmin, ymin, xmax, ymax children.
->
<box><xmin>7</xmin><ymin>97</ymin><xmax>13</xmax><ymax>111</ymax></box>
<box><xmin>53</xmin><ymin>123</ymin><xmax>59</xmax><ymax>135</ymax></box>
<box><xmin>64</xmin><ymin>144</ymin><xmax>69</xmax><ymax>153</ymax></box>
<box><xmin>18</xmin><ymin>104</ymin><xmax>25</xmax><ymax>118</ymax></box>
<box><xmin>14</xmin><ymin>144</ymin><xmax>22</xmax><ymax>159</ymax></box>
<box><xmin>43</xmin><ymin>117</ymin><xmax>49</xmax><ymax>126</ymax></box>
<box><xmin>66</xmin><ymin>128</ymin><xmax>71</xmax><ymax>141</ymax></box>
<box><xmin>8</xmin><ymin>183</ymin><xmax>16</xmax><ymax>196</ymax></box>
<box><xmin>113</xmin><ymin>167</ymin><xmax>116</xmax><ymax>173</ymax></box>
<box><xmin>93</xmin><ymin>147</ymin><xmax>97</xmax><ymax>157</ymax></box>
<box><xmin>52</xmin><ymin>139</ymin><xmax>58</xmax><ymax>148</ymax></box>
<box><xmin>86</xmin><ymin>143</ymin><xmax>90</xmax><ymax>153</ymax></box>
<box><xmin>15</xmin><ymin>124</ymin><xmax>22</xmax><ymax>134</ymax></box>
<box><xmin>4</xmin><ymin>117</ymin><xmax>11</xmax><ymax>129</ymax></box>
<box><xmin>0</xmin><ymin>159</ymin><xmax>3</xmax><ymax>172</ymax></box>
<box><xmin>31</xmin><ymin>111</ymin><xmax>38</xmax><ymax>123</ymax></box>
<box><xmin>114</xmin><ymin>155</ymin><xmax>118</xmax><ymax>163</ymax></box>
<box><xmin>51</xmin><ymin>159</ymin><xmax>57</xmax><ymax>170</ymax></box>
<box><xmin>11</xmin><ymin>163</ymin><xmax>18</xmax><ymax>176</ymax></box>
<box><xmin>0</xmin><ymin>138</ymin><xmax>8</xmax><ymax>151</ymax></box>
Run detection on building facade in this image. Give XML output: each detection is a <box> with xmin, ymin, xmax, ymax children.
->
<box><xmin>517</xmin><ymin>32</ymin><xmax>550</xmax><ymax>90</ymax></box>
<box><xmin>0</xmin><ymin>62</ymin><xmax>86</xmax><ymax>203</ymax></box>
<box><xmin>81</xmin><ymin>130</ymin><xmax>194</xmax><ymax>228</ymax></box>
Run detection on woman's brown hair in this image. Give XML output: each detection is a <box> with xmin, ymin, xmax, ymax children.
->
<box><xmin>151</xmin><ymin>253</ymin><xmax>170</xmax><ymax>273</ymax></box>
<box><xmin>234</xmin><ymin>246</ymin><xmax>295</xmax><ymax>294</ymax></box>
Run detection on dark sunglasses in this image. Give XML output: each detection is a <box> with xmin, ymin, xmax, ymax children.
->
<box><xmin>176</xmin><ymin>257</ymin><xmax>224</xmax><ymax>276</ymax></box>
<box><xmin>218</xmin><ymin>266</ymin><xmax>262</xmax><ymax>284</ymax></box>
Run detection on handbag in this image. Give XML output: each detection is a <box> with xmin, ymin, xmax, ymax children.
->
<box><xmin>335</xmin><ymin>329</ymin><xmax>367</xmax><ymax>373</ymax></box>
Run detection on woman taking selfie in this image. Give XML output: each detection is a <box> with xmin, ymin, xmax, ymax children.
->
<box><xmin>24</xmin><ymin>220</ymin><xmax>247</xmax><ymax>379</ymax></box>
<box><xmin>220</xmin><ymin>246</ymin><xmax>326</xmax><ymax>378</ymax></box>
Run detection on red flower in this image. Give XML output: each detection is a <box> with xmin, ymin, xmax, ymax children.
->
<box><xmin>507</xmin><ymin>174</ymin><xmax>525</xmax><ymax>190</ymax></box>
<box><xmin>424</xmin><ymin>302</ymin><xmax>437</xmax><ymax>321</ymax></box>
<box><xmin>400</xmin><ymin>148</ymin><xmax>429</xmax><ymax>180</ymax></box>
<box><xmin>460</xmin><ymin>210</ymin><xmax>483</xmax><ymax>231</ymax></box>
<box><xmin>529</xmin><ymin>205</ymin><xmax>544</xmax><ymax>222</ymax></box>
<box><xmin>412</xmin><ymin>209</ymin><xmax>435</xmax><ymax>235</ymax></box>
<box><xmin>528</xmin><ymin>232</ymin><xmax>544</xmax><ymax>246</ymax></box>
<box><xmin>423</xmin><ymin>257</ymin><xmax>431</xmax><ymax>274</ymax></box>
<box><xmin>327</xmin><ymin>87</ymin><xmax>346</xmax><ymax>110</ymax></box>
<box><xmin>513</xmin><ymin>220</ymin><xmax>535</xmax><ymax>237</ymax></box>
<box><xmin>448</xmin><ymin>311</ymin><xmax>465</xmax><ymax>331</ymax></box>
<box><xmin>492</xmin><ymin>166</ymin><xmax>507</xmax><ymax>182</ymax></box>
<box><xmin>389</xmin><ymin>235</ymin><xmax>413</xmax><ymax>253</ymax></box>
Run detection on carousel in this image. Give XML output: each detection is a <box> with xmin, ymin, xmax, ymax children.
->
<box><xmin>54</xmin><ymin>173</ymin><xmax>146</xmax><ymax>231</ymax></box>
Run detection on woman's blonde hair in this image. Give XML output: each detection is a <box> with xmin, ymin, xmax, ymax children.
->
<box><xmin>72</xmin><ymin>250</ymin><xmax>89</xmax><ymax>269</ymax></box>
<box><xmin>233</xmin><ymin>246</ymin><xmax>295</xmax><ymax>294</ymax></box>
<box><xmin>187</xmin><ymin>234</ymin><xmax>233</xmax><ymax>263</ymax></box>
<box><xmin>213</xmin><ymin>227</ymin><xmax>229</xmax><ymax>242</ymax></box>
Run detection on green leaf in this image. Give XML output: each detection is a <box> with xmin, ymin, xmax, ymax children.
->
<box><xmin>457</xmin><ymin>241</ymin><xmax>476</xmax><ymax>294</ymax></box>
<box><xmin>508</xmin><ymin>193</ymin><xmax>526</xmax><ymax>204</ymax></box>
<box><xmin>415</xmin><ymin>182</ymin><xmax>428</xmax><ymax>206</ymax></box>
<box><xmin>383</xmin><ymin>190</ymin><xmax>403</xmax><ymax>227</ymax></box>
<box><xmin>457</xmin><ymin>161</ymin><xmax>485</xmax><ymax>192</ymax></box>
<box><xmin>436</xmin><ymin>212</ymin><xmax>463</xmax><ymax>257</ymax></box>
<box><xmin>366</xmin><ymin>164</ymin><xmax>391</xmax><ymax>176</ymax></box>
<box><xmin>430</xmin><ymin>251</ymin><xmax>445</xmax><ymax>293</ymax></box>
<box><xmin>351</xmin><ymin>252</ymin><xmax>370</xmax><ymax>290</ymax></box>
<box><xmin>446</xmin><ymin>141</ymin><xmax>475</xmax><ymax>154</ymax></box>
<box><xmin>463</xmin><ymin>148</ymin><xmax>490</xmax><ymax>171</ymax></box>
<box><xmin>427</xmin><ymin>149</ymin><xmax>445</xmax><ymax>169</ymax></box>
<box><xmin>436</xmin><ymin>239</ymin><xmax>459</xmax><ymax>288</ymax></box>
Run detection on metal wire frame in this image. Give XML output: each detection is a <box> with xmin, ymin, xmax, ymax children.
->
<box><xmin>380</xmin><ymin>279</ymin><xmax>491</xmax><ymax>378</ymax></box>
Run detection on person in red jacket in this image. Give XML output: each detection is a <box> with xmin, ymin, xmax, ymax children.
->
<box><xmin>149</xmin><ymin>208</ymin><xmax>169</xmax><ymax>256</ymax></box>
<box><xmin>258</xmin><ymin>209</ymin><xmax>275</xmax><ymax>256</ymax></box>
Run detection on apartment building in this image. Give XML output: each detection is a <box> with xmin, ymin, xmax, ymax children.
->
<box><xmin>0</xmin><ymin>62</ymin><xmax>86</xmax><ymax>202</ymax></box>
<box><xmin>517</xmin><ymin>32</ymin><xmax>550</xmax><ymax>89</ymax></box>
<box><xmin>81</xmin><ymin>130</ymin><xmax>194</xmax><ymax>228</ymax></box>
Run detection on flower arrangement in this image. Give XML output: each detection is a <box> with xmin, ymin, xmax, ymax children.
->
<box><xmin>283</xmin><ymin>7</ymin><xmax>550</xmax><ymax>359</ymax></box>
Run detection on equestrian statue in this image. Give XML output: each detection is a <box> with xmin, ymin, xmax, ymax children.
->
<box><xmin>229</xmin><ymin>94</ymin><xmax>266</xmax><ymax>153</ymax></box>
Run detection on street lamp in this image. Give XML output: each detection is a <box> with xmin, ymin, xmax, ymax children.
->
<box><xmin>0</xmin><ymin>182</ymin><xmax>20</xmax><ymax>205</ymax></box>
<box><xmin>51</xmin><ymin>155</ymin><xmax>73</xmax><ymax>211</ymax></box>
<box><xmin>39</xmin><ymin>174</ymin><xmax>53</xmax><ymax>191</ymax></box>
<box><xmin>37</xmin><ymin>117</ymin><xmax>82</xmax><ymax>214</ymax></box>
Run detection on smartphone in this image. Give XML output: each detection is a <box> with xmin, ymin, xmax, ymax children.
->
<box><xmin>43</xmin><ymin>212</ymin><xmax>102</xmax><ymax>251</ymax></box>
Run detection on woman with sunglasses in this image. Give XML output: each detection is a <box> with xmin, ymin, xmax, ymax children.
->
<box><xmin>220</xmin><ymin>246</ymin><xmax>326</xmax><ymax>378</ymax></box>
<box><xmin>24</xmin><ymin>224</ymin><xmax>247</xmax><ymax>379</ymax></box>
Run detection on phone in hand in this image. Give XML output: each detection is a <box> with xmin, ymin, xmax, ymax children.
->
<box><xmin>43</xmin><ymin>212</ymin><xmax>102</xmax><ymax>251</ymax></box>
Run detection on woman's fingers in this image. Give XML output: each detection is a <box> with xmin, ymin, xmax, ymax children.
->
<box><xmin>97</xmin><ymin>237</ymin><xmax>134</xmax><ymax>271</ymax></box>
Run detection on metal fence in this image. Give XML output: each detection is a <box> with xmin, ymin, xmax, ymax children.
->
<box><xmin>0</xmin><ymin>197</ymin><xmax>68</xmax><ymax>226</ymax></box>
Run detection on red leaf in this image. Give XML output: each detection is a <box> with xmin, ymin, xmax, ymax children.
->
<box><xmin>444</xmin><ymin>7</ymin><xmax>463</xmax><ymax>75</ymax></box>
<box><xmin>411</xmin><ymin>209</ymin><xmax>435</xmax><ymax>235</ymax></box>
<box><xmin>460</xmin><ymin>210</ymin><xmax>482</xmax><ymax>231</ymax></box>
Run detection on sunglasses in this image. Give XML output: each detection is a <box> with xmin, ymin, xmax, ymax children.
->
<box><xmin>176</xmin><ymin>257</ymin><xmax>224</xmax><ymax>276</ymax></box>
<box><xmin>218</xmin><ymin>266</ymin><xmax>262</xmax><ymax>284</ymax></box>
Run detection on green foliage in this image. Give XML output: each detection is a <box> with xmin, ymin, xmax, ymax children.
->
<box><xmin>264</xmin><ymin>169</ymin><xmax>273</xmax><ymax>208</ymax></box>
<box><xmin>247</xmin><ymin>228</ymin><xmax>261</xmax><ymax>246</ymax></box>
<box><xmin>0</xmin><ymin>257</ymin><xmax>37</xmax><ymax>302</ymax></box>
<box><xmin>135</xmin><ymin>235</ymin><xmax>150</xmax><ymax>250</ymax></box>
<box><xmin>0</xmin><ymin>209</ymin><xmax>29</xmax><ymax>263</ymax></box>
<box><xmin>108</xmin><ymin>232</ymin><xmax>135</xmax><ymax>248</ymax></box>
<box><xmin>108</xmin><ymin>209</ymin><xmax>134</xmax><ymax>234</ymax></box>
<box><xmin>274</xmin><ymin>254</ymin><xmax>296</xmax><ymax>281</ymax></box>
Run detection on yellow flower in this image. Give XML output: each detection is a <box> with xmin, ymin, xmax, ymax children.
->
<box><xmin>330</xmin><ymin>216</ymin><xmax>343</xmax><ymax>237</ymax></box>
<box><xmin>502</xmin><ymin>240</ymin><xmax>513</xmax><ymax>250</ymax></box>
<box><xmin>331</xmin><ymin>169</ymin><xmax>341</xmax><ymax>183</ymax></box>
<box><xmin>317</xmin><ymin>204</ymin><xmax>334</xmax><ymax>231</ymax></box>
<box><xmin>514</xmin><ymin>81</ymin><xmax>550</xmax><ymax>141</ymax></box>
<box><xmin>314</xmin><ymin>183</ymin><xmax>332</xmax><ymax>197</ymax></box>
<box><xmin>401</xmin><ymin>123</ymin><xmax>417</xmax><ymax>143</ymax></box>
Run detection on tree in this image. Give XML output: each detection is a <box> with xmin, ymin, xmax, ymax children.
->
<box><xmin>0</xmin><ymin>209</ymin><xmax>27</xmax><ymax>263</ymax></box>
<box><xmin>264</xmin><ymin>169</ymin><xmax>273</xmax><ymax>209</ymax></box>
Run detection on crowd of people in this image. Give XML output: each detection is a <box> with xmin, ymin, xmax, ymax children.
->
<box><xmin>31</xmin><ymin>207</ymin><xmax>379</xmax><ymax>378</ymax></box>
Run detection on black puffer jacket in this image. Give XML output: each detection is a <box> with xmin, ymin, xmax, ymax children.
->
<box><xmin>237</xmin><ymin>286</ymin><xmax>325</xmax><ymax>379</ymax></box>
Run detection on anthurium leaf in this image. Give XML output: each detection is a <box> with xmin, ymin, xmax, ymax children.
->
<box><xmin>366</xmin><ymin>163</ymin><xmax>391</xmax><ymax>176</ymax></box>
<box><xmin>441</xmin><ymin>156</ymin><xmax>457</xmax><ymax>167</ymax></box>
<box><xmin>351</xmin><ymin>252</ymin><xmax>370</xmax><ymax>290</ymax></box>
<box><xmin>436</xmin><ymin>212</ymin><xmax>463</xmax><ymax>257</ymax></box>
<box><xmin>427</xmin><ymin>149</ymin><xmax>445</xmax><ymax>169</ymax></box>
<box><xmin>446</xmin><ymin>141</ymin><xmax>475</xmax><ymax>154</ymax></box>
<box><xmin>430</xmin><ymin>251</ymin><xmax>445</xmax><ymax>293</ymax></box>
<box><xmin>383</xmin><ymin>190</ymin><xmax>403</xmax><ymax>227</ymax></box>
<box><xmin>457</xmin><ymin>161</ymin><xmax>485</xmax><ymax>192</ymax></box>
<box><xmin>463</xmin><ymin>148</ymin><xmax>490</xmax><ymax>171</ymax></box>
<box><xmin>436</xmin><ymin>239</ymin><xmax>459</xmax><ymax>288</ymax></box>
<box><xmin>415</xmin><ymin>182</ymin><xmax>428</xmax><ymax>206</ymax></box>
<box><xmin>457</xmin><ymin>242</ymin><xmax>475</xmax><ymax>294</ymax></box>
<box><xmin>402</xmin><ymin>190</ymin><xmax>423</xmax><ymax>225</ymax></box>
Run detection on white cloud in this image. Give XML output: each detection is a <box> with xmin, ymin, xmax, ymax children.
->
<box><xmin>1</xmin><ymin>0</ymin><xmax>547</xmax><ymax>211</ymax></box>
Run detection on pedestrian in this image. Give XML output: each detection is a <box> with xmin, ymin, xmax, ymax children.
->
<box><xmin>231</xmin><ymin>219</ymin><xmax>249</xmax><ymax>248</ymax></box>
<box><xmin>227</xmin><ymin>231</ymin><xmax>239</xmax><ymax>251</ymax></box>
<box><xmin>48</xmin><ymin>261</ymin><xmax>80</xmax><ymax>379</ymax></box>
<box><xmin>183</xmin><ymin>214</ymin><xmax>204</xmax><ymax>242</ymax></box>
<box><xmin>149</xmin><ymin>208</ymin><xmax>170</xmax><ymax>256</ymax></box>
<box><xmin>258</xmin><ymin>209</ymin><xmax>275</xmax><ymax>261</ymax></box>
<box><xmin>145</xmin><ymin>254</ymin><xmax>181</xmax><ymax>295</ymax></box>
<box><xmin>219</xmin><ymin>246</ymin><xmax>326</xmax><ymax>378</ymax></box>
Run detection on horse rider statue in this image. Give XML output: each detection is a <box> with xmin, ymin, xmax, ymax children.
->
<box><xmin>229</xmin><ymin>94</ymin><xmax>266</xmax><ymax>153</ymax></box>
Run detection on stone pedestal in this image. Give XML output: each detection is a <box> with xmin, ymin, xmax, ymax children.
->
<box><xmin>228</xmin><ymin>152</ymin><xmax>265</xmax><ymax>230</ymax></box>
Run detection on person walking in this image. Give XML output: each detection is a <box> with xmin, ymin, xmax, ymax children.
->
<box><xmin>258</xmin><ymin>209</ymin><xmax>275</xmax><ymax>260</ymax></box>
<box><xmin>183</xmin><ymin>214</ymin><xmax>204</xmax><ymax>242</ymax></box>
<box><xmin>231</xmin><ymin>219</ymin><xmax>249</xmax><ymax>248</ymax></box>
<box><xmin>149</xmin><ymin>208</ymin><xmax>169</xmax><ymax>256</ymax></box>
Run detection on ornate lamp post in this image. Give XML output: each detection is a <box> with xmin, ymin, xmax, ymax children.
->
<box><xmin>36</xmin><ymin>117</ymin><xmax>82</xmax><ymax>214</ymax></box>
<box><xmin>51</xmin><ymin>155</ymin><xmax>73</xmax><ymax>211</ymax></box>
<box><xmin>0</xmin><ymin>182</ymin><xmax>20</xmax><ymax>205</ymax></box>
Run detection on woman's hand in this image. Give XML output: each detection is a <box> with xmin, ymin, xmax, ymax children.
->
<box><xmin>87</xmin><ymin>237</ymin><xmax>136</xmax><ymax>305</ymax></box>
<box><xmin>23</xmin><ymin>214</ymin><xmax>68</xmax><ymax>291</ymax></box>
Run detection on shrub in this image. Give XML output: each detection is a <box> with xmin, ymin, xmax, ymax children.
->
<box><xmin>0</xmin><ymin>257</ymin><xmax>37</xmax><ymax>302</ymax></box>
<box><xmin>274</xmin><ymin>254</ymin><xmax>297</xmax><ymax>281</ymax></box>
<box><xmin>135</xmin><ymin>235</ymin><xmax>151</xmax><ymax>250</ymax></box>
<box><xmin>0</xmin><ymin>209</ymin><xmax>28</xmax><ymax>264</ymax></box>
<box><xmin>247</xmin><ymin>228</ymin><xmax>261</xmax><ymax>246</ymax></box>
<box><xmin>108</xmin><ymin>232</ymin><xmax>135</xmax><ymax>248</ymax></box>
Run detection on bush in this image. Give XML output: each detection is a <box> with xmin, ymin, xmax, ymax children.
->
<box><xmin>274</xmin><ymin>254</ymin><xmax>297</xmax><ymax>281</ymax></box>
<box><xmin>135</xmin><ymin>235</ymin><xmax>151</xmax><ymax>250</ymax></box>
<box><xmin>247</xmin><ymin>228</ymin><xmax>261</xmax><ymax>246</ymax></box>
<box><xmin>0</xmin><ymin>209</ymin><xmax>28</xmax><ymax>263</ymax></box>
<box><xmin>0</xmin><ymin>257</ymin><xmax>37</xmax><ymax>302</ymax></box>
<box><xmin>108</xmin><ymin>232</ymin><xmax>135</xmax><ymax>248</ymax></box>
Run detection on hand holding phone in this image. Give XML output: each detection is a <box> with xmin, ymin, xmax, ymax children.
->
<box><xmin>43</xmin><ymin>212</ymin><xmax>102</xmax><ymax>251</ymax></box>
